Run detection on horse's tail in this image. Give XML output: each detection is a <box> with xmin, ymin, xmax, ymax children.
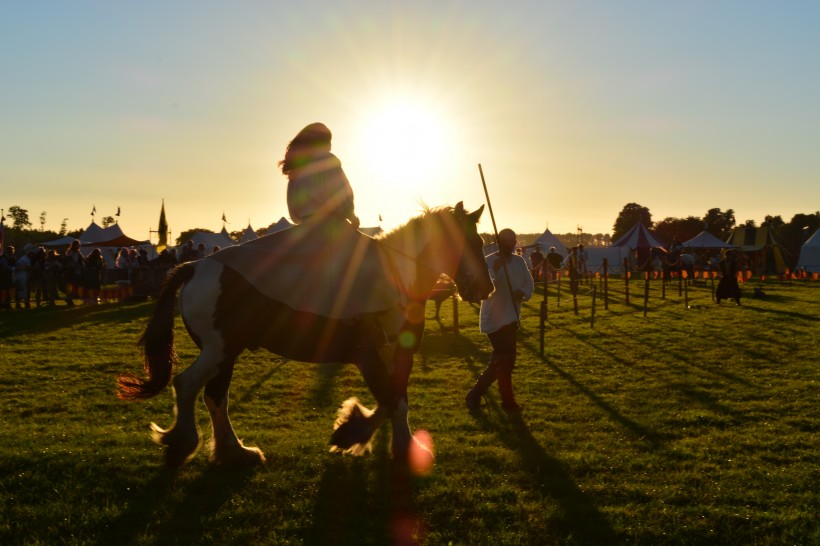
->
<box><xmin>117</xmin><ymin>263</ymin><xmax>196</xmax><ymax>400</ymax></box>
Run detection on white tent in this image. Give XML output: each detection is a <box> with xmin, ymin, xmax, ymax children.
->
<box><xmin>187</xmin><ymin>227</ymin><xmax>236</xmax><ymax>254</ymax></box>
<box><xmin>585</xmin><ymin>247</ymin><xmax>627</xmax><ymax>275</ymax></box>
<box><xmin>682</xmin><ymin>230</ymin><xmax>737</xmax><ymax>250</ymax></box>
<box><xmin>239</xmin><ymin>224</ymin><xmax>260</xmax><ymax>244</ymax></box>
<box><xmin>529</xmin><ymin>228</ymin><xmax>568</xmax><ymax>257</ymax></box>
<box><xmin>263</xmin><ymin>217</ymin><xmax>293</xmax><ymax>235</ymax></box>
<box><xmin>612</xmin><ymin>222</ymin><xmax>665</xmax><ymax>249</ymax></box>
<box><xmin>796</xmin><ymin>228</ymin><xmax>820</xmax><ymax>274</ymax></box>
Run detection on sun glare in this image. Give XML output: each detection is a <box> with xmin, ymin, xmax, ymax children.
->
<box><xmin>354</xmin><ymin>98</ymin><xmax>451</xmax><ymax>188</ymax></box>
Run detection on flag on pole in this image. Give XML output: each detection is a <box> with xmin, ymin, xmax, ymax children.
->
<box><xmin>91</xmin><ymin>204</ymin><xmax>96</xmax><ymax>217</ymax></box>
<box><xmin>116</xmin><ymin>206</ymin><xmax>121</xmax><ymax>217</ymax></box>
<box><xmin>157</xmin><ymin>200</ymin><xmax>168</xmax><ymax>251</ymax></box>
<box><xmin>0</xmin><ymin>213</ymin><xmax>5</xmax><ymax>251</ymax></box>
<box><xmin>222</xmin><ymin>212</ymin><xmax>228</xmax><ymax>223</ymax></box>
<box><xmin>378</xmin><ymin>214</ymin><xmax>383</xmax><ymax>222</ymax></box>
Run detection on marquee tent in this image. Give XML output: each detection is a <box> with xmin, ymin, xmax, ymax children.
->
<box><xmin>726</xmin><ymin>225</ymin><xmax>786</xmax><ymax>275</ymax></box>
<box><xmin>796</xmin><ymin>228</ymin><xmax>820</xmax><ymax>274</ymax></box>
<box><xmin>42</xmin><ymin>221</ymin><xmax>147</xmax><ymax>248</ymax></box>
<box><xmin>612</xmin><ymin>222</ymin><xmax>665</xmax><ymax>267</ymax></box>
<box><xmin>682</xmin><ymin>230</ymin><xmax>737</xmax><ymax>250</ymax></box>
<box><xmin>239</xmin><ymin>224</ymin><xmax>260</xmax><ymax>244</ymax></box>
<box><xmin>612</xmin><ymin>222</ymin><xmax>665</xmax><ymax>249</ymax></box>
<box><xmin>528</xmin><ymin>228</ymin><xmax>568</xmax><ymax>257</ymax></box>
<box><xmin>186</xmin><ymin>227</ymin><xmax>236</xmax><ymax>253</ymax></box>
<box><xmin>263</xmin><ymin>217</ymin><xmax>293</xmax><ymax>235</ymax></box>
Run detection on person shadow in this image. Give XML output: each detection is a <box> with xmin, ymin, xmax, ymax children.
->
<box><xmin>474</xmin><ymin>410</ymin><xmax>619</xmax><ymax>544</ymax></box>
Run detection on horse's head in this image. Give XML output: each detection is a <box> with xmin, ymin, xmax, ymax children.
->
<box><xmin>447</xmin><ymin>202</ymin><xmax>493</xmax><ymax>303</ymax></box>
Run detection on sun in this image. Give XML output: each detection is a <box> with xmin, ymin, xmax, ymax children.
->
<box><xmin>353</xmin><ymin>97</ymin><xmax>452</xmax><ymax>188</ymax></box>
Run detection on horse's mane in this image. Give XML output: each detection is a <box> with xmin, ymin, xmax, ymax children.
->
<box><xmin>376</xmin><ymin>205</ymin><xmax>455</xmax><ymax>245</ymax></box>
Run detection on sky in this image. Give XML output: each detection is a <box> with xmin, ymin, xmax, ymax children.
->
<box><xmin>1</xmin><ymin>1</ymin><xmax>818</xmax><ymax>243</ymax></box>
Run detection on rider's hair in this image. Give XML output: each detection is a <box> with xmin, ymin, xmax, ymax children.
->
<box><xmin>279</xmin><ymin>123</ymin><xmax>332</xmax><ymax>177</ymax></box>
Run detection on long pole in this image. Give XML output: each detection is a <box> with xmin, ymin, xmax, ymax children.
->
<box><xmin>478</xmin><ymin>164</ymin><xmax>520</xmax><ymax>323</ymax></box>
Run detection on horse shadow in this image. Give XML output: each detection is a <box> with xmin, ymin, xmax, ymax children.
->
<box><xmin>93</xmin><ymin>465</ymin><xmax>259</xmax><ymax>546</ymax></box>
<box><xmin>306</xmin><ymin>439</ymin><xmax>419</xmax><ymax>546</ymax></box>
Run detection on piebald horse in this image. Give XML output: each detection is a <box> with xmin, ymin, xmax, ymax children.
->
<box><xmin>118</xmin><ymin>203</ymin><xmax>492</xmax><ymax>467</ymax></box>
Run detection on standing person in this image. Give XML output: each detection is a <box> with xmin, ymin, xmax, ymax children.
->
<box><xmin>577</xmin><ymin>243</ymin><xmax>589</xmax><ymax>280</ymax></box>
<box><xmin>546</xmin><ymin>246</ymin><xmax>563</xmax><ymax>281</ymax></box>
<box><xmin>64</xmin><ymin>239</ymin><xmax>84</xmax><ymax>306</ymax></box>
<box><xmin>466</xmin><ymin>228</ymin><xmax>534</xmax><ymax>413</ymax></box>
<box><xmin>529</xmin><ymin>245</ymin><xmax>544</xmax><ymax>281</ymax></box>
<box><xmin>716</xmin><ymin>249</ymin><xmax>742</xmax><ymax>305</ymax></box>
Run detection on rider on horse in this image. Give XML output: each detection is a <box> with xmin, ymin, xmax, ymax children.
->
<box><xmin>280</xmin><ymin>122</ymin><xmax>360</xmax><ymax>230</ymax></box>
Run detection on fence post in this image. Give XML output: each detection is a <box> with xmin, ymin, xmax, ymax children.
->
<box><xmin>624</xmin><ymin>258</ymin><xmax>630</xmax><ymax>305</ymax></box>
<box><xmin>603</xmin><ymin>258</ymin><xmax>609</xmax><ymax>310</ymax></box>
<box><xmin>591</xmin><ymin>285</ymin><xmax>597</xmax><ymax>328</ymax></box>
<box><xmin>644</xmin><ymin>272</ymin><xmax>650</xmax><ymax>317</ymax></box>
<box><xmin>452</xmin><ymin>292</ymin><xmax>459</xmax><ymax>334</ymax></box>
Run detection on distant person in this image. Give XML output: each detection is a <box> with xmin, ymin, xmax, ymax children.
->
<box><xmin>577</xmin><ymin>243</ymin><xmax>588</xmax><ymax>279</ymax></box>
<box><xmin>669</xmin><ymin>236</ymin><xmax>683</xmax><ymax>258</ymax></box>
<box><xmin>716</xmin><ymin>249</ymin><xmax>742</xmax><ymax>305</ymax></box>
<box><xmin>13</xmin><ymin>249</ymin><xmax>31</xmax><ymax>309</ymax></box>
<box><xmin>529</xmin><ymin>246</ymin><xmax>544</xmax><ymax>281</ymax></box>
<box><xmin>466</xmin><ymin>228</ymin><xmax>534</xmax><ymax>414</ymax></box>
<box><xmin>546</xmin><ymin>246</ymin><xmax>563</xmax><ymax>281</ymax></box>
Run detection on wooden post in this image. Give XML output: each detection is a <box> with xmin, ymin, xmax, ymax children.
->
<box><xmin>603</xmin><ymin>258</ymin><xmax>609</xmax><ymax>310</ymax></box>
<box><xmin>539</xmin><ymin>300</ymin><xmax>546</xmax><ymax>357</ymax></box>
<box><xmin>711</xmin><ymin>271</ymin><xmax>716</xmax><ymax>301</ymax></box>
<box><xmin>624</xmin><ymin>257</ymin><xmax>630</xmax><ymax>305</ymax></box>
<box><xmin>591</xmin><ymin>285</ymin><xmax>597</xmax><ymax>328</ymax></box>
<box><xmin>684</xmin><ymin>278</ymin><xmax>689</xmax><ymax>309</ymax></box>
<box><xmin>643</xmin><ymin>272</ymin><xmax>650</xmax><ymax>317</ymax></box>
<box><xmin>452</xmin><ymin>291</ymin><xmax>459</xmax><ymax>334</ymax></box>
<box><xmin>678</xmin><ymin>264</ymin><xmax>683</xmax><ymax>297</ymax></box>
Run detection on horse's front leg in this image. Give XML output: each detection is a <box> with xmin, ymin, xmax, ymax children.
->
<box><xmin>391</xmin><ymin>351</ymin><xmax>435</xmax><ymax>472</ymax></box>
<box><xmin>203</xmin><ymin>356</ymin><xmax>266</xmax><ymax>466</ymax></box>
<box><xmin>330</xmin><ymin>347</ymin><xmax>390</xmax><ymax>455</ymax></box>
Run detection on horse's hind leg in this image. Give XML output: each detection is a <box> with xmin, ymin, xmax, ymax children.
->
<box><xmin>152</xmin><ymin>350</ymin><xmax>222</xmax><ymax>467</ymax></box>
<box><xmin>203</xmin><ymin>357</ymin><xmax>265</xmax><ymax>466</ymax></box>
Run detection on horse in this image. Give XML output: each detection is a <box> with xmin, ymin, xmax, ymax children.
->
<box><xmin>663</xmin><ymin>250</ymin><xmax>696</xmax><ymax>281</ymax></box>
<box><xmin>117</xmin><ymin>202</ymin><xmax>493</xmax><ymax>468</ymax></box>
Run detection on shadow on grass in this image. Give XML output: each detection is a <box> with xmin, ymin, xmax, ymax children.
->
<box><xmin>93</xmin><ymin>464</ymin><xmax>258</xmax><ymax>546</ymax></box>
<box><xmin>520</xmin><ymin>335</ymin><xmax>665</xmax><ymax>449</ymax></box>
<box><xmin>306</xmin><ymin>438</ymin><xmax>423</xmax><ymax>546</ymax></box>
<box><xmin>0</xmin><ymin>300</ymin><xmax>152</xmax><ymax>338</ymax></box>
<box><xmin>477</xmin><ymin>411</ymin><xmax>621</xmax><ymax>544</ymax></box>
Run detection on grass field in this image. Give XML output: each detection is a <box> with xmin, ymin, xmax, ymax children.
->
<box><xmin>1</xmin><ymin>278</ymin><xmax>818</xmax><ymax>545</ymax></box>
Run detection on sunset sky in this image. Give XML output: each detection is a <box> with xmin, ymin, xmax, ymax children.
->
<box><xmin>2</xmin><ymin>1</ymin><xmax>818</xmax><ymax>242</ymax></box>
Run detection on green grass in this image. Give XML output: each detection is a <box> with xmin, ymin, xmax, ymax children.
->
<box><xmin>0</xmin><ymin>278</ymin><xmax>818</xmax><ymax>545</ymax></box>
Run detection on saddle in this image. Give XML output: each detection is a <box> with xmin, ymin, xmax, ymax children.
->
<box><xmin>208</xmin><ymin>222</ymin><xmax>401</xmax><ymax>320</ymax></box>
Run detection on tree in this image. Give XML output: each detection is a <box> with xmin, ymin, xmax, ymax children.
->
<box><xmin>703</xmin><ymin>208</ymin><xmax>736</xmax><ymax>241</ymax></box>
<box><xmin>59</xmin><ymin>218</ymin><xmax>68</xmax><ymax>237</ymax></box>
<box><xmin>101</xmin><ymin>216</ymin><xmax>115</xmax><ymax>228</ymax></box>
<box><xmin>612</xmin><ymin>203</ymin><xmax>652</xmax><ymax>242</ymax></box>
<box><xmin>176</xmin><ymin>228</ymin><xmax>213</xmax><ymax>246</ymax></box>
<box><xmin>8</xmin><ymin>205</ymin><xmax>32</xmax><ymax>229</ymax></box>
<box><xmin>39</xmin><ymin>211</ymin><xmax>47</xmax><ymax>231</ymax></box>
<box><xmin>653</xmin><ymin>216</ymin><xmax>703</xmax><ymax>246</ymax></box>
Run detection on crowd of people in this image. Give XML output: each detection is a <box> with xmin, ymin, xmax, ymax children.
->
<box><xmin>0</xmin><ymin>240</ymin><xmax>203</xmax><ymax>309</ymax></box>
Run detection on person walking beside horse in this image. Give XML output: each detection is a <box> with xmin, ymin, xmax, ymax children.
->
<box><xmin>466</xmin><ymin>228</ymin><xmax>534</xmax><ymax>414</ymax></box>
